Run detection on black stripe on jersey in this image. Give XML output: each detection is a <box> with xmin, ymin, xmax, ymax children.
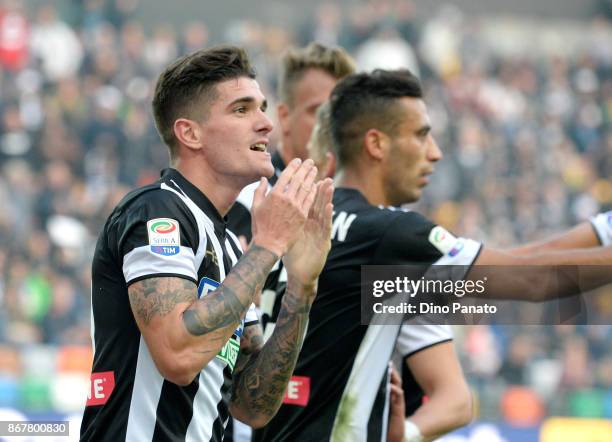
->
<box><xmin>152</xmin><ymin>377</ymin><xmax>200</xmax><ymax>440</ymax></box>
<box><xmin>126</xmin><ymin>273</ymin><xmax>198</xmax><ymax>287</ymax></box>
<box><xmin>210</xmin><ymin>365</ymin><xmax>233</xmax><ymax>442</ymax></box>
<box><xmin>227</xmin><ymin>202</ymin><xmax>253</xmax><ymax>242</ymax></box>
<box><xmin>367</xmin><ymin>368</ymin><xmax>389</xmax><ymax>442</ymax></box>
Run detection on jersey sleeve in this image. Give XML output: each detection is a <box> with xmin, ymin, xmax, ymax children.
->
<box><xmin>395</xmin><ymin>318</ymin><xmax>453</xmax><ymax>358</ymax></box>
<box><xmin>118</xmin><ymin>191</ymin><xmax>201</xmax><ymax>285</ymax></box>
<box><xmin>375</xmin><ymin>211</ymin><xmax>482</xmax><ymax>267</ymax></box>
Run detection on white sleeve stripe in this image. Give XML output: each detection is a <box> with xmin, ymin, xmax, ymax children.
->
<box><xmin>396</xmin><ymin>322</ymin><xmax>453</xmax><ymax>356</ymax></box>
<box><xmin>123</xmin><ymin>245</ymin><xmax>197</xmax><ymax>283</ymax></box>
<box><xmin>433</xmin><ymin>238</ymin><xmax>481</xmax><ymax>267</ymax></box>
<box><xmin>591</xmin><ymin>213</ymin><xmax>612</xmax><ymax>246</ymax></box>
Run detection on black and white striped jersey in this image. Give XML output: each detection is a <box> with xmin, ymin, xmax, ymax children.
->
<box><xmin>254</xmin><ymin>188</ymin><xmax>481</xmax><ymax>442</ymax></box>
<box><xmin>80</xmin><ymin>168</ymin><xmax>257</xmax><ymax>442</ymax></box>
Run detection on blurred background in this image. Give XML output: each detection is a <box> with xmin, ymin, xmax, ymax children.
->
<box><xmin>0</xmin><ymin>0</ymin><xmax>611</xmax><ymax>440</ymax></box>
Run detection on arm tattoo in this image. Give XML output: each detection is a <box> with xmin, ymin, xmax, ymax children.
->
<box><xmin>233</xmin><ymin>324</ymin><xmax>264</xmax><ymax>374</ymax></box>
<box><xmin>231</xmin><ymin>284</ymin><xmax>312</xmax><ymax>422</ymax></box>
<box><xmin>129</xmin><ymin>277</ymin><xmax>196</xmax><ymax>325</ymax></box>
<box><xmin>182</xmin><ymin>245</ymin><xmax>278</xmax><ymax>336</ymax></box>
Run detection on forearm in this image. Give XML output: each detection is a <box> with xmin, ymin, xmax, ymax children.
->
<box><xmin>408</xmin><ymin>387</ymin><xmax>472</xmax><ymax>441</ymax></box>
<box><xmin>470</xmin><ymin>246</ymin><xmax>612</xmax><ymax>302</ymax></box>
<box><xmin>507</xmin><ymin>222</ymin><xmax>600</xmax><ymax>255</ymax></box>
<box><xmin>230</xmin><ymin>278</ymin><xmax>314</xmax><ymax>427</ymax></box>
<box><xmin>171</xmin><ymin>245</ymin><xmax>278</xmax><ymax>380</ymax></box>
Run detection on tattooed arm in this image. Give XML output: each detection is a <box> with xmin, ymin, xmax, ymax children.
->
<box><xmin>229</xmin><ymin>179</ymin><xmax>335</xmax><ymax>426</ymax></box>
<box><xmin>127</xmin><ymin>159</ymin><xmax>319</xmax><ymax>386</ymax></box>
<box><xmin>229</xmin><ymin>278</ymin><xmax>314</xmax><ymax>428</ymax></box>
<box><xmin>128</xmin><ymin>245</ymin><xmax>278</xmax><ymax>386</ymax></box>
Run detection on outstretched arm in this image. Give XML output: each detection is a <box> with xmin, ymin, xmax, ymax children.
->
<box><xmin>504</xmin><ymin>210</ymin><xmax>611</xmax><ymax>255</ymax></box>
<box><xmin>470</xmin><ymin>245</ymin><xmax>612</xmax><ymax>302</ymax></box>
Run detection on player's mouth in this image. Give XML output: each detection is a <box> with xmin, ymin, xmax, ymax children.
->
<box><xmin>250</xmin><ymin>142</ymin><xmax>268</xmax><ymax>152</ymax></box>
<box><xmin>420</xmin><ymin>170</ymin><xmax>433</xmax><ymax>185</ymax></box>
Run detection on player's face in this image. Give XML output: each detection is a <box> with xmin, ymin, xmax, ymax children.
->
<box><xmin>282</xmin><ymin>68</ymin><xmax>337</xmax><ymax>160</ymax></box>
<box><xmin>383</xmin><ymin>97</ymin><xmax>442</xmax><ymax>205</ymax></box>
<box><xmin>199</xmin><ymin>76</ymin><xmax>274</xmax><ymax>186</ymax></box>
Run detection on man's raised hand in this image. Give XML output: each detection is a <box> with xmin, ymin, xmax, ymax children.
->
<box><xmin>250</xmin><ymin>158</ymin><xmax>318</xmax><ymax>257</ymax></box>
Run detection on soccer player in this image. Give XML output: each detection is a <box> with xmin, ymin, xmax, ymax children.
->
<box><xmin>224</xmin><ymin>42</ymin><xmax>356</xmax><ymax>442</ymax></box>
<box><xmin>307</xmin><ymin>101</ymin><xmax>473</xmax><ymax>442</ymax></box>
<box><xmin>227</xmin><ymin>42</ymin><xmax>354</xmax><ymax>244</ymax></box>
<box><xmin>255</xmin><ymin>69</ymin><xmax>612</xmax><ymax>442</ymax></box>
<box><xmin>227</xmin><ymin>42</ymin><xmax>355</xmax><ymax>336</ymax></box>
<box><xmin>80</xmin><ymin>46</ymin><xmax>334</xmax><ymax>441</ymax></box>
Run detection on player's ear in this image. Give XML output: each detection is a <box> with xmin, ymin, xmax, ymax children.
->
<box><xmin>324</xmin><ymin>152</ymin><xmax>336</xmax><ymax>179</ymax></box>
<box><xmin>174</xmin><ymin>118</ymin><xmax>203</xmax><ymax>152</ymax></box>
<box><xmin>277</xmin><ymin>103</ymin><xmax>290</xmax><ymax>136</ymax></box>
<box><xmin>363</xmin><ymin>128</ymin><xmax>388</xmax><ymax>161</ymax></box>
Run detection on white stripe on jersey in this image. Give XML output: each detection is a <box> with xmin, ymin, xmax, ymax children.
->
<box><xmin>126</xmin><ymin>337</ymin><xmax>165</xmax><ymax>441</ymax></box>
<box><xmin>224</xmin><ymin>237</ymin><xmax>239</xmax><ymax>266</ymax></box>
<box><xmin>123</xmin><ymin>245</ymin><xmax>197</xmax><ymax>283</ymax></box>
<box><xmin>186</xmin><ymin>358</ymin><xmax>226</xmax><ymax>442</ymax></box>
<box><xmin>235</xmin><ymin>180</ymin><xmax>261</xmax><ymax>211</ymax></box>
<box><xmin>395</xmin><ymin>317</ymin><xmax>453</xmax><ymax>357</ymax></box>
<box><xmin>330</xmin><ymin>323</ymin><xmax>401</xmax><ymax>442</ymax></box>
<box><xmin>160</xmin><ymin>182</ymin><xmax>209</xmax><ymax>269</ymax></box>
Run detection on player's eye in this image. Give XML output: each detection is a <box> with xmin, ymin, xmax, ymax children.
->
<box><xmin>417</xmin><ymin>128</ymin><xmax>430</xmax><ymax>138</ymax></box>
<box><xmin>233</xmin><ymin>106</ymin><xmax>247</xmax><ymax>114</ymax></box>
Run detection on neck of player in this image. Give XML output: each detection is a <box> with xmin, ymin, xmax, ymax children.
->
<box><xmin>335</xmin><ymin>165</ymin><xmax>389</xmax><ymax>207</ymax></box>
<box><xmin>174</xmin><ymin>157</ymin><xmax>242</xmax><ymax>217</ymax></box>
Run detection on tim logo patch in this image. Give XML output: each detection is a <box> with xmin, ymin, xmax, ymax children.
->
<box><xmin>147</xmin><ymin>218</ymin><xmax>180</xmax><ymax>256</ymax></box>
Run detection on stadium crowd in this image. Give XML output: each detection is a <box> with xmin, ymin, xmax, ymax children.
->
<box><xmin>0</xmin><ymin>0</ymin><xmax>611</xmax><ymax>423</ymax></box>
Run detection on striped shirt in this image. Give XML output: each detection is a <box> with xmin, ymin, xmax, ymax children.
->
<box><xmin>81</xmin><ymin>168</ymin><xmax>257</xmax><ymax>441</ymax></box>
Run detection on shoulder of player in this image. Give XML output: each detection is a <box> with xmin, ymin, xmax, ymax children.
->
<box><xmin>109</xmin><ymin>183</ymin><xmax>197</xmax><ymax>233</ymax></box>
<box><xmin>383</xmin><ymin>209</ymin><xmax>436</xmax><ymax>235</ymax></box>
<box><xmin>352</xmin><ymin>205</ymin><xmax>434</xmax><ymax>235</ymax></box>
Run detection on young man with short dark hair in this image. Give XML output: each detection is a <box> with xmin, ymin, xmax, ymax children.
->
<box><xmin>256</xmin><ymin>69</ymin><xmax>612</xmax><ymax>442</ymax></box>
<box><xmin>80</xmin><ymin>45</ymin><xmax>334</xmax><ymax>441</ymax></box>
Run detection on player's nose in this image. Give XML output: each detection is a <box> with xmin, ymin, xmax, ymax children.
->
<box><xmin>255</xmin><ymin>110</ymin><xmax>274</xmax><ymax>134</ymax></box>
<box><xmin>428</xmin><ymin>136</ymin><xmax>443</xmax><ymax>162</ymax></box>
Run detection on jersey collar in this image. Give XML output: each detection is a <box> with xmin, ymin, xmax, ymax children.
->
<box><xmin>160</xmin><ymin>168</ymin><xmax>228</xmax><ymax>235</ymax></box>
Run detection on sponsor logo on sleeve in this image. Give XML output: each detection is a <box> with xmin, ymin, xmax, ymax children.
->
<box><xmin>147</xmin><ymin>218</ymin><xmax>180</xmax><ymax>256</ymax></box>
<box><xmin>86</xmin><ymin>371</ymin><xmax>115</xmax><ymax>406</ymax></box>
<box><xmin>428</xmin><ymin>226</ymin><xmax>458</xmax><ymax>255</ymax></box>
<box><xmin>282</xmin><ymin>376</ymin><xmax>310</xmax><ymax>406</ymax></box>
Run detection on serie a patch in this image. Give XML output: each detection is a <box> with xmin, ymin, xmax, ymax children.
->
<box><xmin>147</xmin><ymin>218</ymin><xmax>180</xmax><ymax>256</ymax></box>
<box><xmin>428</xmin><ymin>226</ymin><xmax>458</xmax><ymax>255</ymax></box>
